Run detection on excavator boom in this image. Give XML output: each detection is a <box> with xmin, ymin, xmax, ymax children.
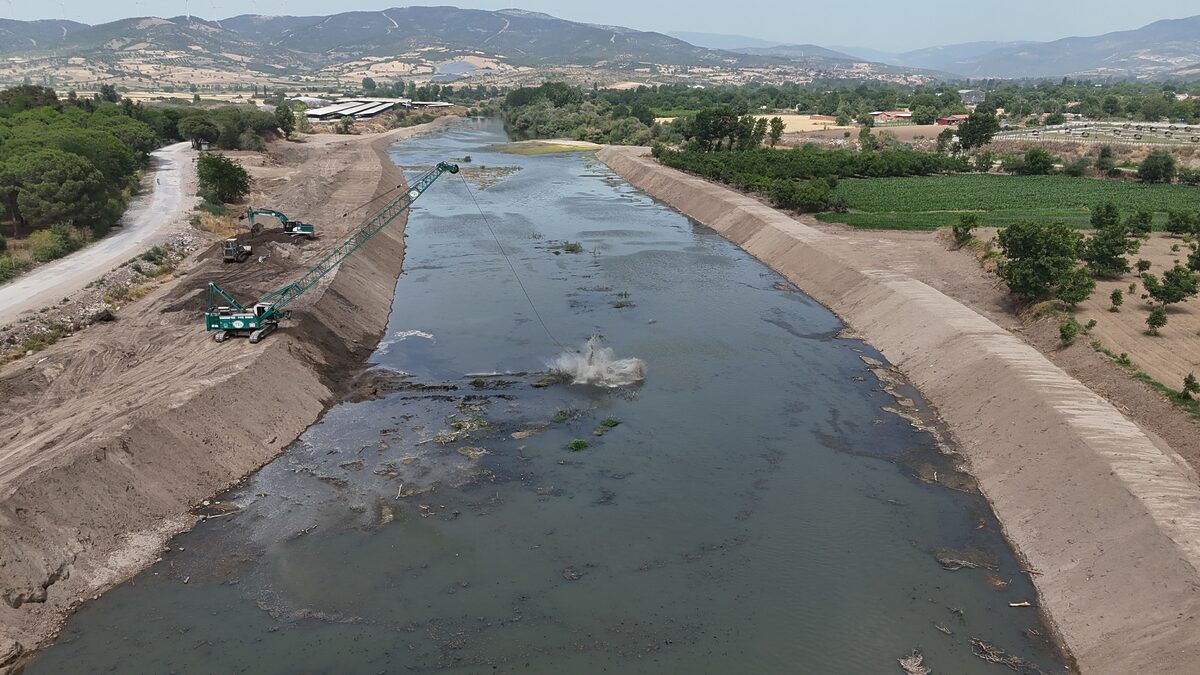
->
<box><xmin>206</xmin><ymin>161</ymin><xmax>459</xmax><ymax>343</ymax></box>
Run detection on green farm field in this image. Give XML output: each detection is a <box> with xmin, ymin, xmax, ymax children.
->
<box><xmin>816</xmin><ymin>174</ymin><xmax>1200</xmax><ymax>230</ymax></box>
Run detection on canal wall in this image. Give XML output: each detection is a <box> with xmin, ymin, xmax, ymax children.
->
<box><xmin>0</xmin><ymin>121</ymin><xmax>457</xmax><ymax>670</ymax></box>
<box><xmin>598</xmin><ymin>146</ymin><xmax>1200</xmax><ymax>674</ymax></box>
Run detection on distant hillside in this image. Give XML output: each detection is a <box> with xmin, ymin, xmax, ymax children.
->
<box><xmin>893</xmin><ymin>41</ymin><xmax>1033</xmax><ymax>72</ymax></box>
<box><xmin>0</xmin><ymin>7</ymin><xmax>779</xmax><ymax>78</ymax></box>
<box><xmin>827</xmin><ymin>45</ymin><xmax>899</xmax><ymax>64</ymax></box>
<box><xmin>0</xmin><ymin>18</ymin><xmax>88</xmax><ymax>52</ymax></box>
<box><xmin>211</xmin><ymin>7</ymin><xmax>755</xmax><ymax>67</ymax></box>
<box><xmin>666</xmin><ymin>31</ymin><xmax>782</xmax><ymax>51</ymax></box>
<box><xmin>914</xmin><ymin>16</ymin><xmax>1200</xmax><ymax>79</ymax></box>
<box><xmin>733</xmin><ymin>44</ymin><xmax>858</xmax><ymax>62</ymax></box>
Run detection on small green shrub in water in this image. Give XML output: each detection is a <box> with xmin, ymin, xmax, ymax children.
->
<box><xmin>552</xmin><ymin>408</ymin><xmax>575</xmax><ymax>423</ymax></box>
<box><xmin>601</xmin><ymin>417</ymin><xmax>621</xmax><ymax>428</ymax></box>
<box><xmin>563</xmin><ymin>242</ymin><xmax>584</xmax><ymax>254</ymax></box>
<box><xmin>567</xmin><ymin>439</ymin><xmax>590</xmax><ymax>451</ymax></box>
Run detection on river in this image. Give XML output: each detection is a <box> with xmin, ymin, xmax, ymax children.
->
<box><xmin>29</xmin><ymin>119</ymin><xmax>1064</xmax><ymax>673</ymax></box>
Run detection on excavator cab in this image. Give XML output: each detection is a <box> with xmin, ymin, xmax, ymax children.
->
<box><xmin>223</xmin><ymin>238</ymin><xmax>251</xmax><ymax>263</ymax></box>
<box><xmin>284</xmin><ymin>221</ymin><xmax>316</xmax><ymax>238</ymax></box>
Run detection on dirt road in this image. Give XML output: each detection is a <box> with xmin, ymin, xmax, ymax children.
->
<box><xmin>0</xmin><ymin>142</ymin><xmax>196</xmax><ymax>325</ymax></box>
<box><xmin>0</xmin><ymin>118</ymin><xmax>455</xmax><ymax>670</ymax></box>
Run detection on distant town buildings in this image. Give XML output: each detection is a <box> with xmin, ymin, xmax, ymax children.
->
<box><xmin>958</xmin><ymin>89</ymin><xmax>986</xmax><ymax>107</ymax></box>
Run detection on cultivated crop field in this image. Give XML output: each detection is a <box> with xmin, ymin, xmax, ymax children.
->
<box><xmin>817</xmin><ymin>175</ymin><xmax>1200</xmax><ymax>230</ymax></box>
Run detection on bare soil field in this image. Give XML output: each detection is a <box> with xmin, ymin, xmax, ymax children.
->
<box><xmin>955</xmin><ymin>228</ymin><xmax>1200</xmax><ymax>397</ymax></box>
<box><xmin>757</xmin><ymin>114</ymin><xmax>855</xmax><ymax>133</ymax></box>
<box><xmin>600</xmin><ymin>146</ymin><xmax>1200</xmax><ymax>674</ymax></box>
<box><xmin>0</xmin><ymin>116</ymin><xmax>456</xmax><ymax>668</ymax></box>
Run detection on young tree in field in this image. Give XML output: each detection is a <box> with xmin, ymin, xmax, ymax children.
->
<box><xmin>362</xmin><ymin>77</ymin><xmax>377</xmax><ymax>91</ymax></box>
<box><xmin>196</xmin><ymin>153</ymin><xmax>250</xmax><ymax>203</ymax></box>
<box><xmin>1082</xmin><ymin>224</ymin><xmax>1139</xmax><ymax>278</ymax></box>
<box><xmin>1188</xmin><ymin>246</ymin><xmax>1200</xmax><ymax>272</ymax></box>
<box><xmin>1096</xmin><ymin>145</ymin><xmax>1116</xmax><ymax>172</ymax></box>
<box><xmin>1124</xmin><ymin>209</ymin><xmax>1154</xmax><ymax>238</ymax></box>
<box><xmin>1138</xmin><ymin>149</ymin><xmax>1177</xmax><ymax>183</ymax></box>
<box><xmin>1141</xmin><ymin>265</ymin><xmax>1200</xmax><ymax>306</ymax></box>
<box><xmin>1090</xmin><ymin>201</ymin><xmax>1120</xmax><ymax>229</ymax></box>
<box><xmin>1146</xmin><ymin>306</ymin><xmax>1168</xmax><ymax>335</ymax></box>
<box><xmin>274</xmin><ymin>103</ymin><xmax>296</xmax><ymax>139</ymax></box>
<box><xmin>996</xmin><ymin>220</ymin><xmax>1083</xmax><ymax>302</ymax></box>
<box><xmin>336</xmin><ymin>115</ymin><xmax>354</xmax><ymax>135</ymax></box>
<box><xmin>1110</xmin><ymin>288</ymin><xmax>1124</xmax><ymax>312</ymax></box>
<box><xmin>768</xmin><ymin>117</ymin><xmax>785</xmax><ymax>147</ymax></box>
<box><xmin>1165</xmin><ymin>209</ymin><xmax>1198</xmax><ymax>236</ymax></box>
<box><xmin>1184</xmin><ymin>372</ymin><xmax>1200</xmax><ymax>399</ymax></box>
<box><xmin>1056</xmin><ymin>266</ymin><xmax>1096</xmax><ymax>307</ymax></box>
<box><xmin>953</xmin><ymin>213</ymin><xmax>977</xmax><ymax>246</ymax></box>
<box><xmin>956</xmin><ymin>111</ymin><xmax>1000</xmax><ymax>150</ymax></box>
<box><xmin>1021</xmin><ymin>147</ymin><xmax>1055</xmax><ymax>175</ymax></box>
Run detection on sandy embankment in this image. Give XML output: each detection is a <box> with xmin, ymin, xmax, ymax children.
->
<box><xmin>0</xmin><ymin>116</ymin><xmax>456</xmax><ymax>668</ymax></box>
<box><xmin>599</xmin><ymin>146</ymin><xmax>1200</xmax><ymax>674</ymax></box>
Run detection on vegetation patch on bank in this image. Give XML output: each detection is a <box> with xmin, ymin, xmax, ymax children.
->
<box><xmin>816</xmin><ymin>175</ymin><xmax>1200</xmax><ymax>230</ymax></box>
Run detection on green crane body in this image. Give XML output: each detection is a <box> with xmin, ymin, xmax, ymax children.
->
<box><xmin>246</xmin><ymin>206</ymin><xmax>316</xmax><ymax>238</ymax></box>
<box><xmin>206</xmin><ymin>161</ymin><xmax>459</xmax><ymax>343</ymax></box>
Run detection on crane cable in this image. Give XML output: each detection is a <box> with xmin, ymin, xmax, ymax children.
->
<box><xmin>458</xmin><ymin>174</ymin><xmax>565</xmax><ymax>350</ymax></box>
<box><xmin>340</xmin><ymin>181</ymin><xmax>409</xmax><ymax>219</ymax></box>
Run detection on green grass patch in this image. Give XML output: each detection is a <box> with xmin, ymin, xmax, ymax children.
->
<box><xmin>1134</xmin><ymin>372</ymin><xmax>1200</xmax><ymax>421</ymax></box>
<box><xmin>817</xmin><ymin>174</ymin><xmax>1199</xmax><ymax>231</ymax></box>
<box><xmin>1091</xmin><ymin>339</ymin><xmax>1200</xmax><ymax>419</ymax></box>
<box><xmin>567</xmin><ymin>439</ymin><xmax>590</xmax><ymax>451</ymax></box>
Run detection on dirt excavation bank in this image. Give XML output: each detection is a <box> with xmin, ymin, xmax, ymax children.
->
<box><xmin>599</xmin><ymin>146</ymin><xmax>1200</xmax><ymax>674</ymax></box>
<box><xmin>0</xmin><ymin>117</ymin><xmax>455</xmax><ymax>668</ymax></box>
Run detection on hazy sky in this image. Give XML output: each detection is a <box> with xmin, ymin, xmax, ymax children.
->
<box><xmin>8</xmin><ymin>1</ymin><xmax>1200</xmax><ymax>52</ymax></box>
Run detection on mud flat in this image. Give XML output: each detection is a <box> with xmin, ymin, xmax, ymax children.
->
<box><xmin>598</xmin><ymin>146</ymin><xmax>1200</xmax><ymax>674</ymax></box>
<box><xmin>0</xmin><ymin>117</ymin><xmax>455</xmax><ymax>668</ymax></box>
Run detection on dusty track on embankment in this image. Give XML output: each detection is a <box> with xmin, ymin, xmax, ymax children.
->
<box><xmin>0</xmin><ymin>117</ymin><xmax>455</xmax><ymax>668</ymax></box>
<box><xmin>599</xmin><ymin>146</ymin><xmax>1200</xmax><ymax>674</ymax></box>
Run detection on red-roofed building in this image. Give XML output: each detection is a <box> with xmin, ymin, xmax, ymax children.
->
<box><xmin>872</xmin><ymin>110</ymin><xmax>912</xmax><ymax>123</ymax></box>
<box><xmin>936</xmin><ymin>114</ymin><xmax>970</xmax><ymax>126</ymax></box>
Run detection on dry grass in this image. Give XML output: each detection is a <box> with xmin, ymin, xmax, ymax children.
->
<box><xmin>192</xmin><ymin>212</ymin><xmax>239</xmax><ymax>237</ymax></box>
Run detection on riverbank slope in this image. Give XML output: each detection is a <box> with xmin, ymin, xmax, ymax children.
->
<box><xmin>0</xmin><ymin>117</ymin><xmax>455</xmax><ymax>668</ymax></box>
<box><xmin>599</xmin><ymin>146</ymin><xmax>1200</xmax><ymax>674</ymax></box>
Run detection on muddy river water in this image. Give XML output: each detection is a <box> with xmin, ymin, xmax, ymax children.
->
<box><xmin>30</xmin><ymin>119</ymin><xmax>1065</xmax><ymax>673</ymax></box>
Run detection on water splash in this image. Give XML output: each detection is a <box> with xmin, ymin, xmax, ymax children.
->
<box><xmin>548</xmin><ymin>336</ymin><xmax>646</xmax><ymax>388</ymax></box>
<box><xmin>377</xmin><ymin>329</ymin><xmax>435</xmax><ymax>354</ymax></box>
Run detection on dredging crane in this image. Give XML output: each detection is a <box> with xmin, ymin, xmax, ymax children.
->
<box><xmin>205</xmin><ymin>161</ymin><xmax>459</xmax><ymax>343</ymax></box>
<box><xmin>245</xmin><ymin>207</ymin><xmax>316</xmax><ymax>238</ymax></box>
